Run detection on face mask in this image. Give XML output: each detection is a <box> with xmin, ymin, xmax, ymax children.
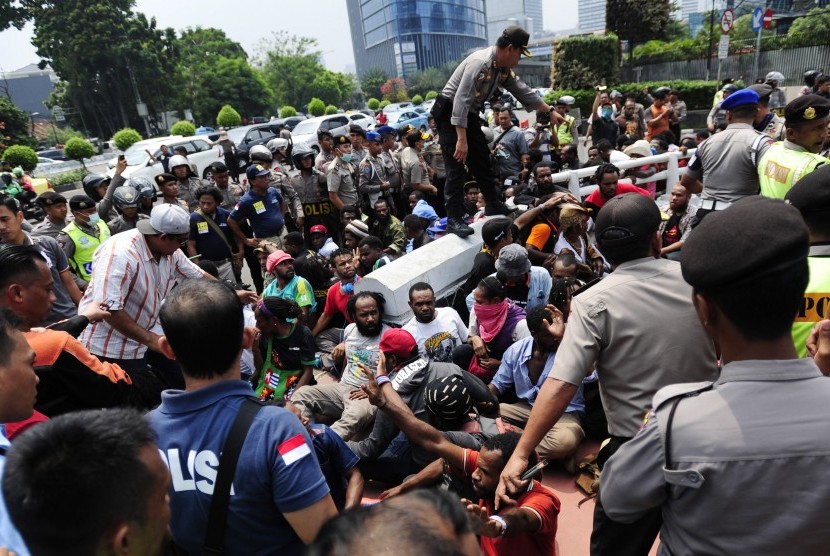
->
<box><xmin>87</xmin><ymin>213</ymin><xmax>100</xmax><ymax>226</ymax></box>
<box><xmin>341</xmin><ymin>153</ymin><xmax>353</xmax><ymax>163</ymax></box>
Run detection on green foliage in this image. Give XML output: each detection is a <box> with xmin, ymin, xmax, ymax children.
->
<box><xmin>216</xmin><ymin>104</ymin><xmax>242</xmax><ymax>128</ymax></box>
<box><xmin>411</xmin><ymin>94</ymin><xmax>423</xmax><ymax>105</ymax></box>
<box><xmin>544</xmin><ymin>80</ymin><xmax>719</xmax><ymax>113</ymax></box>
<box><xmin>256</xmin><ymin>32</ymin><xmax>326</xmax><ymax>110</ymax></box>
<box><xmin>325</xmin><ymin>105</ymin><xmax>338</xmax><ymax>115</ymax></box>
<box><xmin>367</xmin><ymin>98</ymin><xmax>380</xmax><ymax>111</ymax></box>
<box><xmin>0</xmin><ymin>97</ymin><xmax>36</xmax><ymax>155</ymax></box>
<box><xmin>3</xmin><ymin>145</ymin><xmax>38</xmax><ymax>171</ymax></box>
<box><xmin>279</xmin><ymin>106</ymin><xmax>298</xmax><ymax>118</ymax></box>
<box><xmin>42</xmin><ymin>125</ymin><xmax>83</xmax><ymax>148</ymax></box>
<box><xmin>112</xmin><ymin>128</ymin><xmax>142</xmax><ymax>151</ymax></box>
<box><xmin>48</xmin><ymin>168</ymin><xmax>87</xmax><ymax>187</ymax></box>
<box><xmin>379</xmin><ymin>100</ymin><xmax>390</xmax><ymax>109</ymax></box>
<box><xmin>789</xmin><ymin>6</ymin><xmax>830</xmax><ymax>36</ymax></box>
<box><xmin>552</xmin><ymin>34</ymin><xmax>620</xmax><ymax>90</ymax></box>
<box><xmin>309</xmin><ymin>71</ymin><xmax>352</xmax><ymax>107</ymax></box>
<box><xmin>308</xmin><ymin>98</ymin><xmax>326</xmax><ymax>117</ymax></box>
<box><xmin>406</xmin><ymin>65</ymin><xmax>453</xmax><ymax>97</ymax></box>
<box><xmin>380</xmin><ymin>78</ymin><xmax>408</xmax><ymax>102</ymax></box>
<box><xmin>425</xmin><ymin>91</ymin><xmax>438</xmax><ymax>100</ymax></box>
<box><xmin>170</xmin><ymin>120</ymin><xmax>196</xmax><ymax>136</ymax></box>
<box><xmin>360</xmin><ymin>67</ymin><xmax>389</xmax><ymax>101</ymax></box>
<box><xmin>63</xmin><ymin>137</ymin><xmax>95</xmax><ymax>164</ymax></box>
<box><xmin>606</xmin><ymin>0</ymin><xmax>674</xmax><ymax>47</ymax></box>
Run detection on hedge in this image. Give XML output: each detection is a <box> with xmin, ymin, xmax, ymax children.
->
<box><xmin>325</xmin><ymin>105</ymin><xmax>338</xmax><ymax>115</ymax></box>
<box><xmin>544</xmin><ymin>80</ymin><xmax>720</xmax><ymax>114</ymax></box>
<box><xmin>367</xmin><ymin>98</ymin><xmax>380</xmax><ymax>110</ymax></box>
<box><xmin>552</xmin><ymin>34</ymin><xmax>620</xmax><ymax>90</ymax></box>
<box><xmin>425</xmin><ymin>91</ymin><xmax>438</xmax><ymax>100</ymax></box>
<box><xmin>63</xmin><ymin>137</ymin><xmax>95</xmax><ymax>164</ymax></box>
<box><xmin>308</xmin><ymin>98</ymin><xmax>326</xmax><ymax>117</ymax></box>
<box><xmin>113</xmin><ymin>128</ymin><xmax>142</xmax><ymax>151</ymax></box>
<box><xmin>170</xmin><ymin>121</ymin><xmax>196</xmax><ymax>136</ymax></box>
<box><xmin>216</xmin><ymin>105</ymin><xmax>242</xmax><ymax>128</ymax></box>
<box><xmin>411</xmin><ymin>94</ymin><xmax>423</xmax><ymax>105</ymax></box>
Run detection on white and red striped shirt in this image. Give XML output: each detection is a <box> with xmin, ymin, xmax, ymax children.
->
<box><xmin>78</xmin><ymin>229</ymin><xmax>205</xmax><ymax>360</ymax></box>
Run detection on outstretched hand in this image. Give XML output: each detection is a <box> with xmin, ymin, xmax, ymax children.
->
<box><xmin>544</xmin><ymin>304</ymin><xmax>566</xmax><ymax>340</ymax></box>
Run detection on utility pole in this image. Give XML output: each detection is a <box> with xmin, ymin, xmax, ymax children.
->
<box><xmin>706</xmin><ymin>0</ymin><xmax>715</xmax><ymax>81</ymax></box>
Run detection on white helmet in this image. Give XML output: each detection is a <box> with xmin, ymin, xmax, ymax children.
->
<box><xmin>266</xmin><ymin>138</ymin><xmax>289</xmax><ymax>153</ymax></box>
<box><xmin>249</xmin><ymin>145</ymin><xmax>273</xmax><ymax>162</ymax></box>
<box><xmin>481</xmin><ymin>126</ymin><xmax>494</xmax><ymax>147</ymax></box>
<box><xmin>169</xmin><ymin>154</ymin><xmax>189</xmax><ymax>169</ymax></box>
<box><xmin>765</xmin><ymin>71</ymin><xmax>785</xmax><ymax>83</ymax></box>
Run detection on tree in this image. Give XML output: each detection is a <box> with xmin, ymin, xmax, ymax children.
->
<box><xmin>3</xmin><ymin>145</ymin><xmax>38</xmax><ymax>171</ymax></box>
<box><xmin>309</xmin><ymin>71</ymin><xmax>348</xmax><ymax>106</ymax></box>
<box><xmin>367</xmin><ymin>98</ymin><xmax>380</xmax><ymax>110</ymax></box>
<box><xmin>279</xmin><ymin>106</ymin><xmax>297</xmax><ymax>117</ymax></box>
<box><xmin>63</xmin><ymin>137</ymin><xmax>95</xmax><ymax>167</ymax></box>
<box><xmin>113</xmin><ymin>128</ymin><xmax>142</xmax><ymax>151</ymax></box>
<box><xmin>307</xmin><ymin>98</ymin><xmax>326</xmax><ymax>117</ymax></box>
<box><xmin>407</xmin><ymin>66</ymin><xmax>451</xmax><ymax>97</ymax></box>
<box><xmin>325</xmin><ymin>105</ymin><xmax>338</xmax><ymax>115</ymax></box>
<box><xmin>0</xmin><ymin>97</ymin><xmax>36</xmax><ymax>156</ymax></box>
<box><xmin>379</xmin><ymin>100</ymin><xmax>390</xmax><ymax>109</ymax></box>
<box><xmin>171</xmin><ymin>121</ymin><xmax>196</xmax><ymax>136</ymax></box>
<box><xmin>256</xmin><ymin>32</ymin><xmax>326</xmax><ymax>109</ymax></box>
<box><xmin>606</xmin><ymin>0</ymin><xmax>674</xmax><ymax>55</ymax></box>
<box><xmin>380</xmin><ymin>78</ymin><xmax>408</xmax><ymax>102</ymax></box>
<box><xmin>360</xmin><ymin>67</ymin><xmax>389</xmax><ymax>101</ymax></box>
<box><xmin>789</xmin><ymin>6</ymin><xmax>830</xmax><ymax>36</ymax></box>
<box><xmin>411</xmin><ymin>94</ymin><xmax>423</xmax><ymax>105</ymax></box>
<box><xmin>216</xmin><ymin>104</ymin><xmax>242</xmax><ymax>128</ymax></box>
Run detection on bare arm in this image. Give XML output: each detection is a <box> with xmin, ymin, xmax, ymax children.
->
<box><xmin>311</xmin><ymin>310</ymin><xmax>333</xmax><ymax>337</ymax></box>
<box><xmin>343</xmin><ymin>467</ymin><xmax>365</xmax><ymax>509</ymax></box>
<box><xmin>660</xmin><ymin>240</ymin><xmax>684</xmax><ymax>255</ymax></box>
<box><xmin>59</xmin><ymin>268</ymin><xmax>83</xmax><ymax>305</ymax></box>
<box><xmin>105</xmin><ymin>310</ymin><xmax>163</xmax><ymax>354</ymax></box>
<box><xmin>680</xmin><ymin>173</ymin><xmax>703</xmax><ymax>195</ymax></box>
<box><xmin>380</xmin><ymin>458</ymin><xmax>444</xmax><ymax>499</ymax></box>
<box><xmin>185</xmin><ymin>239</ymin><xmax>199</xmax><ymax>259</ymax></box>
<box><xmin>463</xmin><ymin>499</ymin><xmax>543</xmax><ymax>538</ymax></box>
<box><xmin>283</xmin><ymin>495</ymin><xmax>338</xmax><ymax>545</ymax></box>
<box><xmin>226</xmin><ymin>217</ymin><xmax>255</xmax><ymax>248</ymax></box>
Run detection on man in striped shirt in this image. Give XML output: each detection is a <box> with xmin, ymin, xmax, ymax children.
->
<box><xmin>78</xmin><ymin>204</ymin><xmax>209</xmax><ymax>388</ymax></box>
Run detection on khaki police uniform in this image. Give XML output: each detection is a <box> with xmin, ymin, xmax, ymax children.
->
<box><xmin>601</xmin><ymin>359</ymin><xmax>830</xmax><ymax>555</ymax></box>
<box><xmin>326</xmin><ymin>158</ymin><xmax>358</xmax><ymax>208</ymax></box>
<box><xmin>30</xmin><ymin>218</ymin><xmax>67</xmax><ymax>239</ymax></box>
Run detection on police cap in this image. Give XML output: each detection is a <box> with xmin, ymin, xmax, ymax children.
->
<box><xmin>720</xmin><ymin>89</ymin><xmax>759</xmax><ymax>111</ymax></box>
<box><xmin>35</xmin><ymin>191</ymin><xmax>66</xmax><ymax>206</ymax></box>
<box><xmin>69</xmin><ymin>194</ymin><xmax>96</xmax><ymax>211</ymax></box>
<box><xmin>784</xmin><ymin>164</ymin><xmax>830</xmax><ymax>217</ymax></box>
<box><xmin>681</xmin><ymin>196</ymin><xmax>808</xmax><ymax>291</ymax></box>
<box><xmin>784</xmin><ymin>94</ymin><xmax>830</xmax><ymax>126</ymax></box>
<box><xmin>332</xmin><ymin>132</ymin><xmax>350</xmax><ymax>146</ymax></box>
<box><xmin>595</xmin><ymin>193</ymin><xmax>661</xmax><ymax>249</ymax></box>
<box><xmin>154</xmin><ymin>173</ymin><xmax>176</xmax><ymax>188</ymax></box>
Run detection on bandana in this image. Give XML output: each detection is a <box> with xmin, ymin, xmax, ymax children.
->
<box><xmin>474</xmin><ymin>299</ymin><xmax>509</xmax><ymax>343</ymax></box>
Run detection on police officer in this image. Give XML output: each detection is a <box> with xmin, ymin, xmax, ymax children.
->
<box><xmin>81</xmin><ymin>172</ymin><xmax>119</xmax><ymax>222</ymax></box>
<box><xmin>107</xmin><ymin>186</ymin><xmax>148</xmax><ymax>235</ymax></box>
<box><xmin>496</xmin><ymin>193</ymin><xmax>719</xmax><ymax>556</ymax></box>
<box><xmin>30</xmin><ymin>191</ymin><xmax>68</xmax><ymax>239</ymax></box>
<box><xmin>681</xmin><ymin>88</ymin><xmax>773</xmax><ymax>225</ymax></box>
<box><xmin>553</xmin><ymin>96</ymin><xmax>578</xmax><ymax>155</ymax></box>
<box><xmin>168</xmin><ymin>154</ymin><xmax>203</xmax><ymax>210</ymax></box>
<box><xmin>205</xmin><ymin>161</ymin><xmax>244</xmax><ymax>211</ymax></box>
<box><xmin>431</xmin><ymin>25</ymin><xmax>563</xmax><ymax>237</ymax></box>
<box><xmin>349</xmin><ymin>125</ymin><xmax>368</xmax><ymax>166</ymax></box>
<box><xmin>290</xmin><ymin>144</ymin><xmax>339</xmax><ymax>240</ymax></box>
<box><xmin>377</xmin><ymin>126</ymin><xmax>402</xmax><ymax>208</ymax></box>
<box><xmin>250</xmin><ymin>144</ymin><xmax>303</xmax><ymax>230</ymax></box>
<box><xmin>707</xmin><ymin>83</ymin><xmax>738</xmax><ymax>132</ymax></box>
<box><xmin>57</xmin><ymin>195</ymin><xmax>112</xmax><ymax>288</ymax></box>
<box><xmin>784</xmin><ymin>165</ymin><xmax>830</xmax><ymax>356</ymax></box>
<box><xmin>358</xmin><ymin>131</ymin><xmax>393</xmax><ymax>210</ymax></box>
<box><xmin>127</xmin><ymin>176</ymin><xmax>157</xmax><ymax>217</ymax></box>
<box><xmin>315</xmin><ymin>129</ymin><xmax>336</xmax><ymax>174</ymax></box>
<box><xmin>601</xmin><ymin>196</ymin><xmax>830</xmax><ymax>554</ymax></box>
<box><xmin>748</xmin><ymin>83</ymin><xmax>784</xmax><ymax>140</ymax></box>
<box><xmin>758</xmin><ymin>95</ymin><xmax>830</xmax><ymax>199</ymax></box>
<box><xmin>326</xmin><ymin>132</ymin><xmax>359</xmax><ymax>211</ymax></box>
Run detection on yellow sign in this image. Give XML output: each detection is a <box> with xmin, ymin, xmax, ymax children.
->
<box><xmin>794</xmin><ymin>293</ymin><xmax>830</xmax><ymax>322</ymax></box>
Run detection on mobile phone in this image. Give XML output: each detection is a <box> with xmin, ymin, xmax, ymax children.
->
<box><xmin>521</xmin><ymin>459</ymin><xmax>549</xmax><ymax>481</ymax></box>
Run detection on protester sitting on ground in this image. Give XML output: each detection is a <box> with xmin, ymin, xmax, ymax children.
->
<box><xmin>466</xmin><ymin>244</ymin><xmax>552</xmax><ymax>313</ymax></box>
<box><xmin>343</xmin><ymin>219</ymin><xmax>370</xmax><ymax>251</ymax></box>
<box><xmin>622</xmin><ymin>140</ymin><xmax>658</xmax><ymax>197</ymax></box>
<box><xmin>263</xmin><ymin>250</ymin><xmax>318</xmax><ymax>326</ymax></box>
<box><xmin>402</xmin><ymin>214</ymin><xmax>431</xmax><ymax>253</ymax></box>
<box><xmin>514</xmin><ymin>194</ymin><xmax>570</xmax><ymax>265</ymax></box>
<box><xmin>361</xmin><ymin>363</ymin><xmax>560</xmax><ymax>556</ymax></box>
<box><xmin>457</xmin><ymin>217</ymin><xmax>515</xmax><ymax>307</ymax></box>
<box><xmin>403</xmin><ymin>283</ymin><xmax>468</xmax><ymax>363</ymax></box>
<box><xmin>307</xmin><ymin>489</ymin><xmax>481</xmax><ymax>556</ymax></box>
<box><xmin>292</xmin><ymin>291</ymin><xmax>390</xmax><ymax>440</ymax></box>
<box><xmin>369</xmin><ymin>198</ymin><xmax>406</xmax><ymax>258</ymax></box>
<box><xmin>583</xmin><ymin>163</ymin><xmax>650</xmax><ymax>214</ymax></box>
<box><xmin>282</xmin><ymin>400</ymin><xmax>364</xmax><ymax>511</ymax></box>
<box><xmin>549</xmin><ymin>252</ymin><xmax>579</xmax><ymax>280</ymax></box>
<box><xmin>410</xmin><ymin>193</ymin><xmax>439</xmax><ymax>227</ymax></box>
<box><xmin>309</xmin><ymin>224</ymin><xmax>339</xmax><ymax>260</ymax></box>
<box><xmin>553</xmin><ymin>203</ymin><xmax>606</xmax><ymax>277</ymax></box>
<box><xmin>0</xmin><ymin>244</ymin><xmax>164</xmax><ymax>415</ymax></box>
<box><xmin>148</xmin><ymin>279</ymin><xmax>336</xmax><ymax>554</ymax></box>
<box><xmin>357</xmin><ymin>235</ymin><xmax>392</xmax><ymax>276</ymax></box>
<box><xmin>456</xmin><ymin>277</ymin><xmax>529</xmax><ymax>383</ymax></box>
<box><xmin>489</xmin><ymin>305</ymin><xmax>585</xmax><ymax>471</ymax></box>
<box><xmin>3</xmin><ymin>409</ymin><xmax>171</xmax><ymax>556</ymax></box>
<box><xmin>251</xmin><ymin>297</ymin><xmax>316</xmax><ymax>403</ymax></box>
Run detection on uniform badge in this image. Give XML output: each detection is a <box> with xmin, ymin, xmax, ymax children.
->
<box><xmin>804</xmin><ymin>107</ymin><xmax>816</xmax><ymax>120</ymax></box>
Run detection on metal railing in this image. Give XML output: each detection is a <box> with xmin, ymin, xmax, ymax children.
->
<box><xmin>555</xmin><ymin>149</ymin><xmax>696</xmax><ymax>198</ymax></box>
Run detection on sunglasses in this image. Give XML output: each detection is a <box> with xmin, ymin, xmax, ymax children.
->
<box><xmin>160</xmin><ymin>233</ymin><xmax>189</xmax><ymax>243</ymax></box>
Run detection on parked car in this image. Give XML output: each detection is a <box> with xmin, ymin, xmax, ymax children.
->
<box><xmin>346</xmin><ymin>112</ymin><xmax>375</xmax><ymax>131</ymax></box>
<box><xmin>225</xmin><ymin>123</ymin><xmax>283</xmax><ymax>171</ymax></box>
<box><xmin>421</xmin><ymin>98</ymin><xmax>436</xmax><ymax>113</ymax></box>
<box><xmin>195</xmin><ymin>126</ymin><xmax>216</xmax><ymax>135</ymax></box>
<box><xmin>383</xmin><ymin>102</ymin><xmax>414</xmax><ymax>114</ymax></box>
<box><xmin>283</xmin><ymin>116</ymin><xmax>307</xmax><ymax>131</ymax></box>
<box><xmin>291</xmin><ymin>114</ymin><xmax>351</xmax><ymax>154</ymax></box>
<box><xmin>36</xmin><ymin>148</ymin><xmax>67</xmax><ymax>161</ymax></box>
<box><xmin>107</xmin><ymin>135</ymin><xmax>220</xmax><ymax>181</ymax></box>
<box><xmin>386</xmin><ymin>110</ymin><xmax>430</xmax><ymax>132</ymax></box>
<box><xmin>37</xmin><ymin>157</ymin><xmax>60</xmax><ymax>166</ymax></box>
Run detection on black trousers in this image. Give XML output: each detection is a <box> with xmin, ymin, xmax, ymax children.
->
<box><xmin>436</xmin><ymin>109</ymin><xmax>499</xmax><ymax>219</ymax></box>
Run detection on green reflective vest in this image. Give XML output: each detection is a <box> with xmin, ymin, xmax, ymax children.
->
<box><xmin>792</xmin><ymin>248</ymin><xmax>830</xmax><ymax>358</ymax></box>
<box><xmin>63</xmin><ymin>221</ymin><xmax>111</xmax><ymax>282</ymax></box>
<box><xmin>759</xmin><ymin>142</ymin><xmax>826</xmax><ymax>199</ymax></box>
<box><xmin>556</xmin><ymin>114</ymin><xmax>576</xmax><ymax>147</ymax></box>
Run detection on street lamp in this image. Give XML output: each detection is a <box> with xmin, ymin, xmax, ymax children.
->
<box><xmin>29</xmin><ymin>112</ymin><xmax>39</xmax><ymax>137</ymax></box>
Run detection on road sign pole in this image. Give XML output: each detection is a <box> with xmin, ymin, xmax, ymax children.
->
<box><xmin>752</xmin><ymin>28</ymin><xmax>763</xmax><ymax>83</ymax></box>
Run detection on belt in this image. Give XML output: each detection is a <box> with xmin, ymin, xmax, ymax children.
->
<box><xmin>699</xmin><ymin>199</ymin><xmax>732</xmax><ymax>211</ymax></box>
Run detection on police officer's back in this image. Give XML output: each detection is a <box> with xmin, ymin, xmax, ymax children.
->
<box><xmin>601</xmin><ymin>196</ymin><xmax>830</xmax><ymax>555</ymax></box>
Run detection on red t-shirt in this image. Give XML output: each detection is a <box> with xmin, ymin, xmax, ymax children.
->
<box><xmin>584</xmin><ymin>181</ymin><xmax>650</xmax><ymax>210</ymax></box>
<box><xmin>323</xmin><ymin>278</ymin><xmax>360</xmax><ymax>322</ymax></box>
<box><xmin>462</xmin><ymin>449</ymin><xmax>560</xmax><ymax>556</ymax></box>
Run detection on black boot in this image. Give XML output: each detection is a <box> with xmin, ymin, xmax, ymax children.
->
<box><xmin>446</xmin><ymin>218</ymin><xmax>474</xmax><ymax>237</ymax></box>
<box><xmin>484</xmin><ymin>201</ymin><xmax>515</xmax><ymax>216</ymax></box>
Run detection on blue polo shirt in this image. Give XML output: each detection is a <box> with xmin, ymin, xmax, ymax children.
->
<box><xmin>189</xmin><ymin>207</ymin><xmax>234</xmax><ymax>261</ymax></box>
<box><xmin>308</xmin><ymin>424</ymin><xmax>359</xmax><ymax>510</ymax></box>
<box><xmin>147</xmin><ymin>381</ymin><xmax>330</xmax><ymax>555</ymax></box>
<box><xmin>491</xmin><ymin>336</ymin><xmax>585</xmax><ymax>414</ymax></box>
<box><xmin>230</xmin><ymin>187</ymin><xmax>285</xmax><ymax>238</ymax></box>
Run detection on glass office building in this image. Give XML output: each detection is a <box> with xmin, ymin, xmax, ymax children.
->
<box><xmin>348</xmin><ymin>0</ymin><xmax>488</xmax><ymax>78</ymax></box>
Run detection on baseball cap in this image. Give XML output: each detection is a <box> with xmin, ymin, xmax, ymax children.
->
<box><xmin>595</xmin><ymin>193</ymin><xmax>661</xmax><ymax>249</ymax></box>
<box><xmin>501</xmin><ymin>25</ymin><xmax>532</xmax><ymax>57</ymax></box>
<box><xmin>137</xmin><ymin>204</ymin><xmax>190</xmax><ymax>236</ymax></box>
<box><xmin>427</xmin><ymin>217</ymin><xmax>448</xmax><ymax>235</ymax></box>
<box><xmin>265</xmin><ymin>250</ymin><xmax>294</xmax><ymax>273</ymax></box>
<box><xmin>481</xmin><ymin>217</ymin><xmax>513</xmax><ymax>247</ymax></box>
<box><xmin>379</xmin><ymin>328</ymin><xmax>418</xmax><ymax>360</ymax></box>
<box><xmin>495</xmin><ymin>244</ymin><xmax>532</xmax><ymax>277</ymax></box>
<box><xmin>309</xmin><ymin>224</ymin><xmax>329</xmax><ymax>235</ymax></box>
<box><xmin>246</xmin><ymin>164</ymin><xmax>270</xmax><ymax>181</ymax></box>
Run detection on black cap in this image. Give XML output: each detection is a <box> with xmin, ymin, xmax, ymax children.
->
<box><xmin>209</xmin><ymin>161</ymin><xmax>228</xmax><ymax>172</ymax></box>
<box><xmin>748</xmin><ymin>83</ymin><xmax>773</xmax><ymax>101</ymax></box>
<box><xmin>154</xmin><ymin>173</ymin><xmax>176</xmax><ymax>187</ymax></box>
<box><xmin>69</xmin><ymin>194</ymin><xmax>96</xmax><ymax>211</ymax></box>
<box><xmin>481</xmin><ymin>217</ymin><xmax>513</xmax><ymax>247</ymax></box>
<box><xmin>784</xmin><ymin>164</ymin><xmax>830</xmax><ymax>217</ymax></box>
<box><xmin>595</xmin><ymin>193</ymin><xmax>661</xmax><ymax>249</ymax></box>
<box><xmin>681</xmin><ymin>196</ymin><xmax>809</xmax><ymax>291</ymax></box>
<box><xmin>348</xmin><ymin>125</ymin><xmax>366</xmax><ymax>138</ymax></box>
<box><xmin>332</xmin><ymin>132</ymin><xmax>350</xmax><ymax>146</ymax></box>
<box><xmin>317</xmin><ymin>129</ymin><xmax>333</xmax><ymax>139</ymax></box>
<box><xmin>784</xmin><ymin>94</ymin><xmax>830</xmax><ymax>126</ymax></box>
<box><xmin>35</xmin><ymin>191</ymin><xmax>66</xmax><ymax>206</ymax></box>
<box><xmin>501</xmin><ymin>25</ymin><xmax>532</xmax><ymax>57</ymax></box>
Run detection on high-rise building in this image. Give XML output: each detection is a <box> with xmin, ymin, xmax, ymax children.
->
<box><xmin>485</xmin><ymin>0</ymin><xmax>543</xmax><ymax>42</ymax></box>
<box><xmin>578</xmin><ymin>0</ymin><xmax>606</xmax><ymax>34</ymax></box>
<box><xmin>347</xmin><ymin>0</ymin><xmax>488</xmax><ymax>79</ymax></box>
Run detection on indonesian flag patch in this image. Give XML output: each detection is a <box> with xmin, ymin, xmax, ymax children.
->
<box><xmin>277</xmin><ymin>434</ymin><xmax>311</xmax><ymax>466</ymax></box>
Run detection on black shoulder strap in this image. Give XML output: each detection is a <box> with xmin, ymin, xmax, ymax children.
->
<box><xmin>663</xmin><ymin>397</ymin><xmax>682</xmax><ymax>470</ymax></box>
<box><xmin>202</xmin><ymin>397</ymin><xmax>265</xmax><ymax>555</ymax></box>
<box><xmin>493</xmin><ymin>126</ymin><xmax>513</xmax><ymax>147</ymax></box>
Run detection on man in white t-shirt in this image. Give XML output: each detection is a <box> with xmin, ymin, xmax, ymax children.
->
<box><xmin>403</xmin><ymin>282</ymin><xmax>467</xmax><ymax>363</ymax></box>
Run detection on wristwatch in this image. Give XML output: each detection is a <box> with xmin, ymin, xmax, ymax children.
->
<box><xmin>489</xmin><ymin>515</ymin><xmax>507</xmax><ymax>537</ymax></box>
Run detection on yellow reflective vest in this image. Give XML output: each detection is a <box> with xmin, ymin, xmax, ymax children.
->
<box><xmin>63</xmin><ymin>221</ymin><xmax>111</xmax><ymax>282</ymax></box>
<box><xmin>792</xmin><ymin>246</ymin><xmax>830</xmax><ymax>358</ymax></box>
<box><xmin>758</xmin><ymin>141</ymin><xmax>826</xmax><ymax>199</ymax></box>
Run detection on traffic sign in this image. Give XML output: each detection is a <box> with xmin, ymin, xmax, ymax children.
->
<box><xmin>721</xmin><ymin>9</ymin><xmax>734</xmax><ymax>34</ymax></box>
<box><xmin>51</xmin><ymin>106</ymin><xmax>65</xmax><ymax>122</ymax></box>
<box><xmin>718</xmin><ymin>35</ymin><xmax>730</xmax><ymax>60</ymax></box>
<box><xmin>763</xmin><ymin>8</ymin><xmax>774</xmax><ymax>29</ymax></box>
<box><xmin>751</xmin><ymin>7</ymin><xmax>763</xmax><ymax>32</ymax></box>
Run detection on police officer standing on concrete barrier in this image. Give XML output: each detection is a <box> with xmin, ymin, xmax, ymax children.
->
<box><xmin>431</xmin><ymin>26</ymin><xmax>564</xmax><ymax>237</ymax></box>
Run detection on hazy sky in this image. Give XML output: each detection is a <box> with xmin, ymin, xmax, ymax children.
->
<box><xmin>0</xmin><ymin>0</ymin><xmax>579</xmax><ymax>75</ymax></box>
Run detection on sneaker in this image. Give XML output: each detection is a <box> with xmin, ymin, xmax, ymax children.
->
<box><xmin>446</xmin><ymin>218</ymin><xmax>474</xmax><ymax>237</ymax></box>
<box><xmin>484</xmin><ymin>201</ymin><xmax>516</xmax><ymax>216</ymax></box>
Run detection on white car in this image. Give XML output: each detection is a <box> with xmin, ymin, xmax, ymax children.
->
<box><xmin>347</xmin><ymin>112</ymin><xmax>375</xmax><ymax>132</ymax></box>
<box><xmin>383</xmin><ymin>102</ymin><xmax>414</xmax><ymax>114</ymax></box>
<box><xmin>291</xmin><ymin>114</ymin><xmax>352</xmax><ymax>154</ymax></box>
<box><xmin>107</xmin><ymin>135</ymin><xmax>221</xmax><ymax>181</ymax></box>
